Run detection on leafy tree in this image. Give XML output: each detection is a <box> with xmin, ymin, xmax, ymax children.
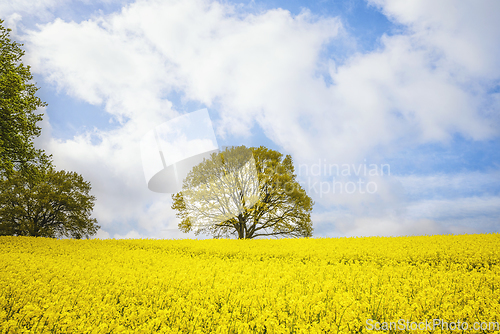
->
<box><xmin>172</xmin><ymin>146</ymin><xmax>314</xmax><ymax>239</ymax></box>
<box><xmin>0</xmin><ymin>20</ymin><xmax>100</xmax><ymax>238</ymax></box>
<box><xmin>0</xmin><ymin>164</ymin><xmax>100</xmax><ymax>238</ymax></box>
<box><xmin>0</xmin><ymin>20</ymin><xmax>46</xmax><ymax>176</ymax></box>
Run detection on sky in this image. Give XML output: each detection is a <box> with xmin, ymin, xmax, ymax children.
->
<box><xmin>2</xmin><ymin>0</ymin><xmax>499</xmax><ymax>239</ymax></box>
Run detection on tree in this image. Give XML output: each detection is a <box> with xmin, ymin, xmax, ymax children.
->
<box><xmin>0</xmin><ymin>20</ymin><xmax>47</xmax><ymax>176</ymax></box>
<box><xmin>0</xmin><ymin>164</ymin><xmax>100</xmax><ymax>238</ymax></box>
<box><xmin>0</xmin><ymin>20</ymin><xmax>100</xmax><ymax>238</ymax></box>
<box><xmin>172</xmin><ymin>146</ymin><xmax>314</xmax><ymax>239</ymax></box>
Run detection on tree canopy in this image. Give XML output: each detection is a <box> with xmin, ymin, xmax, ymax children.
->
<box><xmin>172</xmin><ymin>146</ymin><xmax>314</xmax><ymax>239</ymax></box>
<box><xmin>0</xmin><ymin>165</ymin><xmax>100</xmax><ymax>238</ymax></box>
<box><xmin>0</xmin><ymin>20</ymin><xmax>46</xmax><ymax>176</ymax></box>
<box><xmin>0</xmin><ymin>20</ymin><xmax>100</xmax><ymax>238</ymax></box>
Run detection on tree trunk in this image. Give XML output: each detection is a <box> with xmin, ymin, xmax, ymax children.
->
<box><xmin>237</xmin><ymin>214</ymin><xmax>246</xmax><ymax>239</ymax></box>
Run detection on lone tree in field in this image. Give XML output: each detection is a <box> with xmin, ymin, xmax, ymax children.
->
<box><xmin>172</xmin><ymin>146</ymin><xmax>314</xmax><ymax>239</ymax></box>
<box><xmin>0</xmin><ymin>20</ymin><xmax>100</xmax><ymax>238</ymax></box>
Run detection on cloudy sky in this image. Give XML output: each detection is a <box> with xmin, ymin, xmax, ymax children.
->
<box><xmin>2</xmin><ymin>0</ymin><xmax>499</xmax><ymax>239</ymax></box>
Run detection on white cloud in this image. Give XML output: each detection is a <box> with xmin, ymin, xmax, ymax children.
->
<box><xmin>397</xmin><ymin>171</ymin><xmax>500</xmax><ymax>198</ymax></box>
<box><xmin>311</xmin><ymin>171</ymin><xmax>500</xmax><ymax>237</ymax></box>
<box><xmin>322</xmin><ymin>216</ymin><xmax>449</xmax><ymax>238</ymax></box>
<box><xmin>26</xmin><ymin>0</ymin><xmax>499</xmax><ymax>159</ymax></box>
<box><xmin>25</xmin><ymin>18</ymin><xmax>176</xmax><ymax>122</ymax></box>
<box><xmin>113</xmin><ymin>230</ymin><xmax>143</xmax><ymax>239</ymax></box>
<box><xmin>407</xmin><ymin>196</ymin><xmax>500</xmax><ymax>221</ymax></box>
<box><xmin>92</xmin><ymin>228</ymin><xmax>111</xmax><ymax>239</ymax></box>
<box><xmin>368</xmin><ymin>0</ymin><xmax>500</xmax><ymax>79</ymax></box>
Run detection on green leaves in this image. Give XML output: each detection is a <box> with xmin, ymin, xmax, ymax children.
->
<box><xmin>0</xmin><ymin>165</ymin><xmax>100</xmax><ymax>238</ymax></box>
<box><xmin>0</xmin><ymin>20</ymin><xmax>46</xmax><ymax>176</ymax></box>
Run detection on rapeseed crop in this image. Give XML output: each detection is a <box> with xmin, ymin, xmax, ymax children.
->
<box><xmin>1</xmin><ymin>234</ymin><xmax>499</xmax><ymax>333</ymax></box>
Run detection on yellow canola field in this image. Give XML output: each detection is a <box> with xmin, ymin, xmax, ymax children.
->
<box><xmin>1</xmin><ymin>234</ymin><xmax>499</xmax><ymax>333</ymax></box>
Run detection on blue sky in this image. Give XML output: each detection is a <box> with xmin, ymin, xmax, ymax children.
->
<box><xmin>2</xmin><ymin>0</ymin><xmax>499</xmax><ymax>239</ymax></box>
